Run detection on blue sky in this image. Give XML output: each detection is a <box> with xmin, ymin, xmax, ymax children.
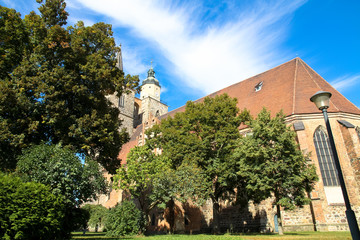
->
<box><xmin>2</xmin><ymin>0</ymin><xmax>360</xmax><ymax>111</ymax></box>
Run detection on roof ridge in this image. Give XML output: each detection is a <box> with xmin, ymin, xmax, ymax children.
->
<box><xmin>297</xmin><ymin>59</ymin><xmax>340</xmax><ymax>111</ymax></box>
<box><xmin>298</xmin><ymin>58</ymin><xmax>360</xmax><ymax>112</ymax></box>
<box><xmin>292</xmin><ymin>58</ymin><xmax>299</xmax><ymax>114</ymax></box>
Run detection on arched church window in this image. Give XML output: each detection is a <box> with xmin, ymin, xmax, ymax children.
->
<box><xmin>155</xmin><ymin>110</ymin><xmax>160</xmax><ymax>117</ymax></box>
<box><xmin>356</xmin><ymin>127</ymin><xmax>360</xmax><ymax>141</ymax></box>
<box><xmin>313</xmin><ymin>126</ymin><xmax>340</xmax><ymax>186</ymax></box>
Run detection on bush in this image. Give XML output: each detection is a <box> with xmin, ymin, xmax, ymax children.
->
<box><xmin>0</xmin><ymin>173</ymin><xmax>66</xmax><ymax>240</ymax></box>
<box><xmin>105</xmin><ymin>201</ymin><xmax>145</xmax><ymax>236</ymax></box>
<box><xmin>82</xmin><ymin>204</ymin><xmax>108</xmax><ymax>232</ymax></box>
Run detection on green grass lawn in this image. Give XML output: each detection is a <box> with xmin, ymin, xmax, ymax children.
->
<box><xmin>72</xmin><ymin>231</ymin><xmax>351</xmax><ymax>240</ymax></box>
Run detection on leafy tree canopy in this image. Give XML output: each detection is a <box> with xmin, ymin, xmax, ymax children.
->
<box><xmin>232</xmin><ymin>108</ymin><xmax>318</xmax><ymax>234</ymax></box>
<box><xmin>147</xmin><ymin>94</ymin><xmax>249</xmax><ymax>197</ymax></box>
<box><xmin>114</xmin><ymin>145</ymin><xmax>211</xmax><ymax>233</ymax></box>
<box><xmin>113</xmin><ymin>145</ymin><xmax>171</xmax><ymax>214</ymax></box>
<box><xmin>145</xmin><ymin>93</ymin><xmax>250</xmax><ymax>232</ymax></box>
<box><xmin>16</xmin><ymin>143</ymin><xmax>108</xmax><ymax>207</ymax></box>
<box><xmin>0</xmin><ymin>0</ymin><xmax>139</xmax><ymax>172</ymax></box>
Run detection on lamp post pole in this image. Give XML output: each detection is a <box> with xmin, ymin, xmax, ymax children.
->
<box><xmin>311</xmin><ymin>91</ymin><xmax>360</xmax><ymax>240</ymax></box>
<box><xmin>321</xmin><ymin>108</ymin><xmax>360</xmax><ymax>240</ymax></box>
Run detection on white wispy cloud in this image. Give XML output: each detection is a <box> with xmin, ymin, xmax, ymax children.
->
<box><xmin>331</xmin><ymin>74</ymin><xmax>360</xmax><ymax>92</ymax></box>
<box><xmin>67</xmin><ymin>16</ymin><xmax>95</xmax><ymax>26</ymax></box>
<box><xmin>2</xmin><ymin>0</ymin><xmax>16</xmax><ymax>8</ymax></box>
<box><xmin>121</xmin><ymin>47</ymin><xmax>148</xmax><ymax>77</ymax></box>
<box><xmin>72</xmin><ymin>0</ymin><xmax>306</xmax><ymax>94</ymax></box>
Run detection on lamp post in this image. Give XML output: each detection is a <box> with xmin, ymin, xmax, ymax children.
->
<box><xmin>310</xmin><ymin>91</ymin><xmax>360</xmax><ymax>240</ymax></box>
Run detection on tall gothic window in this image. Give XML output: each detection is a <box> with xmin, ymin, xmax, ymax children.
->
<box><xmin>118</xmin><ymin>95</ymin><xmax>125</xmax><ymax>108</ymax></box>
<box><xmin>356</xmin><ymin>127</ymin><xmax>360</xmax><ymax>141</ymax></box>
<box><xmin>313</xmin><ymin>126</ymin><xmax>340</xmax><ymax>186</ymax></box>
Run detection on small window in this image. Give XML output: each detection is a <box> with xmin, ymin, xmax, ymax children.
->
<box><xmin>118</xmin><ymin>95</ymin><xmax>125</xmax><ymax>107</ymax></box>
<box><xmin>155</xmin><ymin>110</ymin><xmax>160</xmax><ymax>117</ymax></box>
<box><xmin>356</xmin><ymin>127</ymin><xmax>360</xmax><ymax>141</ymax></box>
<box><xmin>255</xmin><ymin>81</ymin><xmax>263</xmax><ymax>92</ymax></box>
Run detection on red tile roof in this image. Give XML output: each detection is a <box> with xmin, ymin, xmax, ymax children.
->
<box><xmin>118</xmin><ymin>58</ymin><xmax>360</xmax><ymax>164</ymax></box>
<box><xmin>164</xmin><ymin>58</ymin><xmax>360</xmax><ymax>118</ymax></box>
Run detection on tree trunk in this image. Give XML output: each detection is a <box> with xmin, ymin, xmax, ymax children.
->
<box><xmin>166</xmin><ymin>198</ymin><xmax>175</xmax><ymax>234</ymax></box>
<box><xmin>307</xmin><ymin>191</ymin><xmax>317</xmax><ymax>231</ymax></box>
<box><xmin>212</xmin><ymin>199</ymin><xmax>220</xmax><ymax>234</ymax></box>
<box><xmin>276</xmin><ymin>204</ymin><xmax>284</xmax><ymax>235</ymax></box>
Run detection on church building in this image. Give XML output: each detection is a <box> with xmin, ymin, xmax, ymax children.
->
<box><xmin>102</xmin><ymin>51</ymin><xmax>360</xmax><ymax>233</ymax></box>
<box><xmin>106</xmin><ymin>47</ymin><xmax>168</xmax><ymax>137</ymax></box>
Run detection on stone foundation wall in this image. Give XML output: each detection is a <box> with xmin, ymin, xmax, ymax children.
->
<box><xmin>281</xmin><ymin>206</ymin><xmax>314</xmax><ymax>232</ymax></box>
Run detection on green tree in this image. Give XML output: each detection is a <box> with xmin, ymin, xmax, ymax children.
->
<box><xmin>114</xmin><ymin>145</ymin><xmax>211</xmax><ymax>233</ymax></box>
<box><xmin>146</xmin><ymin>94</ymin><xmax>250</xmax><ymax>232</ymax></box>
<box><xmin>0</xmin><ymin>5</ymin><xmax>31</xmax><ymax>170</ymax></box>
<box><xmin>16</xmin><ymin>143</ymin><xmax>107</xmax><ymax>206</ymax></box>
<box><xmin>82</xmin><ymin>204</ymin><xmax>108</xmax><ymax>232</ymax></box>
<box><xmin>150</xmin><ymin>162</ymin><xmax>212</xmax><ymax>233</ymax></box>
<box><xmin>16</xmin><ymin>143</ymin><xmax>108</xmax><ymax>234</ymax></box>
<box><xmin>0</xmin><ymin>0</ymin><xmax>139</xmax><ymax>172</ymax></box>
<box><xmin>0</xmin><ymin>173</ymin><xmax>66</xmax><ymax>240</ymax></box>
<box><xmin>232</xmin><ymin>108</ymin><xmax>318</xmax><ymax>235</ymax></box>
<box><xmin>0</xmin><ymin>6</ymin><xmax>28</xmax><ymax>79</ymax></box>
<box><xmin>114</xmin><ymin>145</ymin><xmax>171</xmax><ymax>217</ymax></box>
<box><xmin>104</xmin><ymin>200</ymin><xmax>145</xmax><ymax>237</ymax></box>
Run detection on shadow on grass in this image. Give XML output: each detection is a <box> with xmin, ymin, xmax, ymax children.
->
<box><xmin>233</xmin><ymin>232</ymin><xmax>310</xmax><ymax>236</ymax></box>
<box><xmin>72</xmin><ymin>232</ymin><xmax>135</xmax><ymax>239</ymax></box>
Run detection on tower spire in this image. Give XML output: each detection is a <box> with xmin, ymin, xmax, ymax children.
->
<box><xmin>116</xmin><ymin>44</ymin><xmax>123</xmax><ymax>71</ymax></box>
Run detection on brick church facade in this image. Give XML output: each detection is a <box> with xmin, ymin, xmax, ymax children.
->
<box><xmin>100</xmin><ymin>55</ymin><xmax>360</xmax><ymax>233</ymax></box>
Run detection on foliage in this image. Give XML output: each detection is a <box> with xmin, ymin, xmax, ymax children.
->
<box><xmin>233</xmin><ymin>108</ymin><xmax>318</xmax><ymax>207</ymax></box>
<box><xmin>16</xmin><ymin>143</ymin><xmax>108</xmax><ymax>207</ymax></box>
<box><xmin>0</xmin><ymin>6</ymin><xmax>28</xmax><ymax>80</ymax></box>
<box><xmin>0</xmin><ymin>0</ymin><xmax>139</xmax><ymax>172</ymax></box>
<box><xmin>114</xmin><ymin>144</ymin><xmax>211</xmax><ymax>227</ymax></box>
<box><xmin>146</xmin><ymin>94</ymin><xmax>250</xmax><ymax>231</ymax></box>
<box><xmin>104</xmin><ymin>201</ymin><xmax>145</xmax><ymax>237</ymax></box>
<box><xmin>147</xmin><ymin>94</ymin><xmax>249</xmax><ymax>199</ymax></box>
<box><xmin>16</xmin><ymin>143</ymin><xmax>108</xmax><ymax>235</ymax></box>
<box><xmin>82</xmin><ymin>204</ymin><xmax>108</xmax><ymax>231</ymax></box>
<box><xmin>114</xmin><ymin>145</ymin><xmax>171</xmax><ymax>214</ymax></box>
<box><xmin>150</xmin><ymin>162</ymin><xmax>212</xmax><ymax>209</ymax></box>
<box><xmin>232</xmin><ymin>108</ymin><xmax>318</xmax><ymax>234</ymax></box>
<box><xmin>0</xmin><ymin>173</ymin><xmax>66</xmax><ymax>240</ymax></box>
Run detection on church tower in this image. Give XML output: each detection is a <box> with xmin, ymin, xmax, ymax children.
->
<box><xmin>107</xmin><ymin>45</ymin><xmax>136</xmax><ymax>136</ymax></box>
<box><xmin>140</xmin><ymin>67</ymin><xmax>161</xmax><ymax>101</ymax></box>
<box><xmin>138</xmin><ymin>66</ymin><xmax>168</xmax><ymax>125</ymax></box>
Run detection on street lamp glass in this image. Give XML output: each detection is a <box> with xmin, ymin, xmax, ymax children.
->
<box><xmin>310</xmin><ymin>91</ymin><xmax>332</xmax><ymax>110</ymax></box>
